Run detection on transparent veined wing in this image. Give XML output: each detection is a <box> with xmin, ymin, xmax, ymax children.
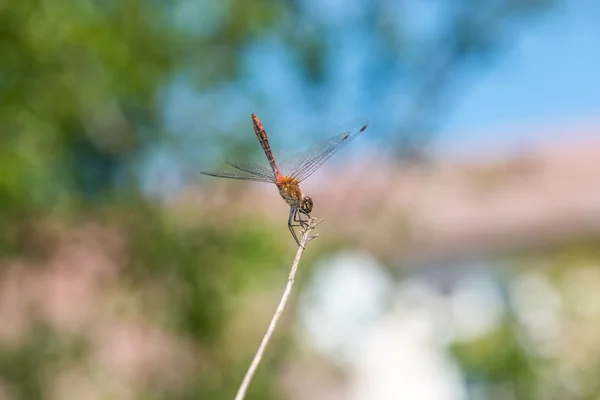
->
<box><xmin>224</xmin><ymin>160</ymin><xmax>276</xmax><ymax>181</ymax></box>
<box><xmin>278</xmin><ymin>118</ymin><xmax>368</xmax><ymax>182</ymax></box>
<box><xmin>199</xmin><ymin>160</ymin><xmax>275</xmax><ymax>183</ymax></box>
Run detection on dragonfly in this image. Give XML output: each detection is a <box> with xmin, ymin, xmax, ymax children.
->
<box><xmin>199</xmin><ymin>113</ymin><xmax>368</xmax><ymax>246</ymax></box>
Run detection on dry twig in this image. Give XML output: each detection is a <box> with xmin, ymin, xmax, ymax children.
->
<box><xmin>234</xmin><ymin>217</ymin><xmax>322</xmax><ymax>400</ymax></box>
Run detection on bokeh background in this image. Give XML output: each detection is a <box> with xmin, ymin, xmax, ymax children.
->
<box><xmin>2</xmin><ymin>0</ymin><xmax>600</xmax><ymax>399</ymax></box>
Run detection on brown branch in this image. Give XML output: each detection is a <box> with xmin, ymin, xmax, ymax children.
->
<box><xmin>234</xmin><ymin>217</ymin><xmax>322</xmax><ymax>400</ymax></box>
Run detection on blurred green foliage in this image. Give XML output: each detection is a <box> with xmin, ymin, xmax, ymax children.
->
<box><xmin>451</xmin><ymin>242</ymin><xmax>600</xmax><ymax>400</ymax></box>
<box><xmin>452</xmin><ymin>321</ymin><xmax>537</xmax><ymax>399</ymax></box>
<box><xmin>0</xmin><ymin>0</ymin><xmax>290</xmax><ymax>398</ymax></box>
<box><xmin>0</xmin><ymin>0</ymin><xmax>173</xmax><ymax>206</ymax></box>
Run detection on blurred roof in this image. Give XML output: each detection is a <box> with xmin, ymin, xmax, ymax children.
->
<box><xmin>188</xmin><ymin>129</ymin><xmax>600</xmax><ymax>264</ymax></box>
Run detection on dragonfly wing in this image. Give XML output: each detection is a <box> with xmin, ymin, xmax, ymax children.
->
<box><xmin>224</xmin><ymin>160</ymin><xmax>275</xmax><ymax>182</ymax></box>
<box><xmin>279</xmin><ymin>118</ymin><xmax>368</xmax><ymax>182</ymax></box>
<box><xmin>199</xmin><ymin>161</ymin><xmax>274</xmax><ymax>183</ymax></box>
<box><xmin>199</xmin><ymin>170</ymin><xmax>273</xmax><ymax>182</ymax></box>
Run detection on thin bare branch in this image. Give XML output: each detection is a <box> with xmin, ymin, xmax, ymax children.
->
<box><xmin>234</xmin><ymin>217</ymin><xmax>322</xmax><ymax>400</ymax></box>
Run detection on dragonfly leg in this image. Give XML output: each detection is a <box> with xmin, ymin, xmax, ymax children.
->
<box><xmin>294</xmin><ymin>208</ymin><xmax>311</xmax><ymax>227</ymax></box>
<box><xmin>288</xmin><ymin>207</ymin><xmax>301</xmax><ymax>246</ymax></box>
<box><xmin>289</xmin><ymin>208</ymin><xmax>311</xmax><ymax>228</ymax></box>
<box><xmin>288</xmin><ymin>205</ymin><xmax>315</xmax><ymax>246</ymax></box>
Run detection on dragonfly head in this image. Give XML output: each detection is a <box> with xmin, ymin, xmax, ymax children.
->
<box><xmin>301</xmin><ymin>196</ymin><xmax>313</xmax><ymax>214</ymax></box>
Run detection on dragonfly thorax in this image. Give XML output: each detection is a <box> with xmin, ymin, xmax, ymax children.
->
<box><xmin>276</xmin><ymin>176</ymin><xmax>312</xmax><ymax>213</ymax></box>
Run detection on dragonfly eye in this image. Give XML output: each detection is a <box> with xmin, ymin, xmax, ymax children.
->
<box><xmin>301</xmin><ymin>196</ymin><xmax>313</xmax><ymax>214</ymax></box>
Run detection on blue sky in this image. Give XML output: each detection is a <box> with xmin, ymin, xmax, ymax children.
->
<box><xmin>438</xmin><ymin>0</ymin><xmax>600</xmax><ymax>153</ymax></box>
<box><xmin>162</xmin><ymin>0</ymin><xmax>600</xmax><ymax>174</ymax></box>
